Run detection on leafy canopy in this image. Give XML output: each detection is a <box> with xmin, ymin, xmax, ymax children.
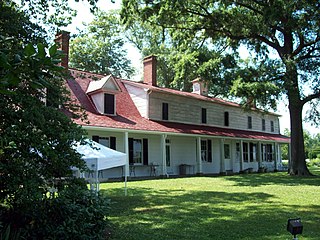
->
<box><xmin>69</xmin><ymin>10</ymin><xmax>135</xmax><ymax>78</ymax></box>
<box><xmin>0</xmin><ymin>2</ymin><xmax>109</xmax><ymax>238</ymax></box>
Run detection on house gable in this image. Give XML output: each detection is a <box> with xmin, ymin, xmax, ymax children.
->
<box><xmin>86</xmin><ymin>75</ymin><xmax>121</xmax><ymax>95</ymax></box>
<box><xmin>86</xmin><ymin>75</ymin><xmax>121</xmax><ymax>116</ymax></box>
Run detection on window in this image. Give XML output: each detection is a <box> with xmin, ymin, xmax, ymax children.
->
<box><xmin>224</xmin><ymin>144</ymin><xmax>230</xmax><ymax>159</ymax></box>
<box><xmin>129</xmin><ymin>138</ymin><xmax>148</xmax><ymax>165</ymax></box>
<box><xmin>248</xmin><ymin>116</ymin><xmax>252</xmax><ymax>129</ymax></box>
<box><xmin>133</xmin><ymin>139</ymin><xmax>142</xmax><ymax>164</ymax></box>
<box><xmin>224</xmin><ymin>112</ymin><xmax>229</xmax><ymax>127</ymax></box>
<box><xmin>271</xmin><ymin>121</ymin><xmax>274</xmax><ymax>132</ymax></box>
<box><xmin>165</xmin><ymin>139</ymin><xmax>171</xmax><ymax>167</ymax></box>
<box><xmin>201</xmin><ymin>139</ymin><xmax>212</xmax><ymax>162</ymax></box>
<box><xmin>249</xmin><ymin>143</ymin><xmax>257</xmax><ymax>162</ymax></box>
<box><xmin>99</xmin><ymin>137</ymin><xmax>109</xmax><ymax>147</ymax></box>
<box><xmin>261</xmin><ymin>144</ymin><xmax>274</xmax><ymax>162</ymax></box>
<box><xmin>104</xmin><ymin>93</ymin><xmax>115</xmax><ymax>115</ymax></box>
<box><xmin>92</xmin><ymin>135</ymin><xmax>116</xmax><ymax>150</ymax></box>
<box><xmin>162</xmin><ymin>102</ymin><xmax>168</xmax><ymax>120</ymax></box>
<box><xmin>243</xmin><ymin>142</ymin><xmax>249</xmax><ymax>162</ymax></box>
<box><xmin>262</xmin><ymin>119</ymin><xmax>266</xmax><ymax>131</ymax></box>
<box><xmin>201</xmin><ymin>108</ymin><xmax>207</xmax><ymax>124</ymax></box>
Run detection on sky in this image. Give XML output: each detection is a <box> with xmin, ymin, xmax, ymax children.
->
<box><xmin>62</xmin><ymin>0</ymin><xmax>320</xmax><ymax>136</ymax></box>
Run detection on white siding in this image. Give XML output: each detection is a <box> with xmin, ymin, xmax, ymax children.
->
<box><xmin>125</xmin><ymin>83</ymin><xmax>149</xmax><ymax>118</ymax></box>
<box><xmin>91</xmin><ymin>92</ymin><xmax>104</xmax><ymax>114</ymax></box>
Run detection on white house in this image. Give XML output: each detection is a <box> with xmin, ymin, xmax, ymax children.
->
<box><xmin>59</xmin><ymin>31</ymin><xmax>290</xmax><ymax>180</ymax></box>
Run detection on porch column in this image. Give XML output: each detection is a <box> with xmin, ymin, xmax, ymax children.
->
<box><xmin>161</xmin><ymin>134</ymin><xmax>167</xmax><ymax>176</ymax></box>
<box><xmin>124</xmin><ymin>131</ymin><xmax>129</xmax><ymax>196</ymax></box>
<box><xmin>197</xmin><ymin>137</ymin><xmax>202</xmax><ymax>174</ymax></box>
<box><xmin>240</xmin><ymin>140</ymin><xmax>244</xmax><ymax>171</ymax></box>
<box><xmin>258</xmin><ymin>142</ymin><xmax>262</xmax><ymax>168</ymax></box>
<box><xmin>220</xmin><ymin>139</ymin><xmax>225</xmax><ymax>174</ymax></box>
<box><xmin>274</xmin><ymin>143</ymin><xmax>279</xmax><ymax>171</ymax></box>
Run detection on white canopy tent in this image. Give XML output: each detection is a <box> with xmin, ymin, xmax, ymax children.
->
<box><xmin>74</xmin><ymin>140</ymin><xmax>128</xmax><ymax>194</ymax></box>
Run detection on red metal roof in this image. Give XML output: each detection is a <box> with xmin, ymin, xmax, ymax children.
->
<box><xmin>66</xmin><ymin>69</ymin><xmax>289</xmax><ymax>143</ymax></box>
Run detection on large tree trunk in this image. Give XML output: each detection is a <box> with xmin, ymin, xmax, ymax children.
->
<box><xmin>288</xmin><ymin>103</ymin><xmax>311</xmax><ymax>176</ymax></box>
<box><xmin>286</xmin><ymin>61</ymin><xmax>312</xmax><ymax>176</ymax></box>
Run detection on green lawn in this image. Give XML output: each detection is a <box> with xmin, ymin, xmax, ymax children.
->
<box><xmin>100</xmin><ymin>170</ymin><xmax>320</xmax><ymax>240</ymax></box>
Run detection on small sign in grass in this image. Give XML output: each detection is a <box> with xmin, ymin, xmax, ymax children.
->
<box><xmin>100</xmin><ymin>171</ymin><xmax>320</xmax><ymax>240</ymax></box>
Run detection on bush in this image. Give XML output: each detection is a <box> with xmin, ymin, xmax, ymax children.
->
<box><xmin>0</xmin><ymin>178</ymin><xmax>110</xmax><ymax>240</ymax></box>
<box><xmin>307</xmin><ymin>158</ymin><xmax>320</xmax><ymax>168</ymax></box>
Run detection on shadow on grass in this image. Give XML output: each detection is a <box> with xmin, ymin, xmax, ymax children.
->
<box><xmin>224</xmin><ymin>172</ymin><xmax>320</xmax><ymax>187</ymax></box>
<box><xmin>101</xmin><ymin>186</ymin><xmax>320</xmax><ymax>240</ymax></box>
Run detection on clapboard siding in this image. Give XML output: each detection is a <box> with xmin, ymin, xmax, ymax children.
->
<box><xmin>149</xmin><ymin>91</ymin><xmax>280</xmax><ymax>133</ymax></box>
<box><xmin>124</xmin><ymin>83</ymin><xmax>149</xmax><ymax>118</ymax></box>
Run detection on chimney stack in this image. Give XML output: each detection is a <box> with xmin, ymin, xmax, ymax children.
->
<box><xmin>55</xmin><ymin>31</ymin><xmax>70</xmax><ymax>69</ymax></box>
<box><xmin>246</xmin><ymin>96</ymin><xmax>256</xmax><ymax>108</ymax></box>
<box><xmin>192</xmin><ymin>78</ymin><xmax>208</xmax><ymax>96</ymax></box>
<box><xmin>143</xmin><ymin>55</ymin><xmax>157</xmax><ymax>86</ymax></box>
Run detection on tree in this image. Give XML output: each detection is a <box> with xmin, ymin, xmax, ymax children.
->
<box><xmin>125</xmin><ymin>14</ymin><xmax>240</xmax><ymax>93</ymax></box>
<box><xmin>0</xmin><ymin>2</ymin><xmax>109</xmax><ymax>238</ymax></box>
<box><xmin>121</xmin><ymin>0</ymin><xmax>320</xmax><ymax>176</ymax></box>
<box><xmin>69</xmin><ymin>10</ymin><xmax>135</xmax><ymax>78</ymax></box>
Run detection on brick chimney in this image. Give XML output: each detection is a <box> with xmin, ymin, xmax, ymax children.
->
<box><xmin>246</xmin><ymin>96</ymin><xmax>256</xmax><ymax>108</ymax></box>
<box><xmin>143</xmin><ymin>55</ymin><xmax>157</xmax><ymax>86</ymax></box>
<box><xmin>55</xmin><ymin>31</ymin><xmax>70</xmax><ymax>69</ymax></box>
<box><xmin>192</xmin><ymin>78</ymin><xmax>208</xmax><ymax>96</ymax></box>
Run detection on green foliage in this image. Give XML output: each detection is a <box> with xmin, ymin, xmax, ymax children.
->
<box><xmin>69</xmin><ymin>10</ymin><xmax>134</xmax><ymax>78</ymax></box>
<box><xmin>0</xmin><ymin>2</ymin><xmax>110</xmax><ymax>239</ymax></box>
<box><xmin>307</xmin><ymin>158</ymin><xmax>320</xmax><ymax>168</ymax></box>
<box><xmin>124</xmin><ymin>12</ymin><xmax>240</xmax><ymax>92</ymax></box>
<box><xmin>17</xmin><ymin>0</ymin><xmax>98</xmax><ymax>28</ymax></box>
<box><xmin>0</xmin><ymin>179</ymin><xmax>110</xmax><ymax>240</ymax></box>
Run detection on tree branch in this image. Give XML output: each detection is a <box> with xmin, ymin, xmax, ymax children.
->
<box><xmin>298</xmin><ymin>46</ymin><xmax>320</xmax><ymax>61</ymax></box>
<box><xmin>302</xmin><ymin>91</ymin><xmax>320</xmax><ymax>105</ymax></box>
<box><xmin>293</xmin><ymin>33</ymin><xmax>320</xmax><ymax>57</ymax></box>
<box><xmin>234</xmin><ymin>1</ymin><xmax>264</xmax><ymax>15</ymax></box>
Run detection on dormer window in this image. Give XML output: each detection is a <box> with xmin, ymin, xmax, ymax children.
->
<box><xmin>86</xmin><ymin>75</ymin><xmax>121</xmax><ymax>116</ymax></box>
<box><xmin>104</xmin><ymin>93</ymin><xmax>115</xmax><ymax>115</ymax></box>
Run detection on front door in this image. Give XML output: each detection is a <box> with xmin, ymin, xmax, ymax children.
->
<box><xmin>224</xmin><ymin>143</ymin><xmax>232</xmax><ymax>170</ymax></box>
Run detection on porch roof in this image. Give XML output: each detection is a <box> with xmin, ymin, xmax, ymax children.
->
<box><xmin>66</xmin><ymin>69</ymin><xmax>290</xmax><ymax>143</ymax></box>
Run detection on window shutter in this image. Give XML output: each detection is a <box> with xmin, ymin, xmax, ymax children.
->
<box><xmin>104</xmin><ymin>93</ymin><xmax>115</xmax><ymax>114</ymax></box>
<box><xmin>128</xmin><ymin>138</ymin><xmax>133</xmax><ymax>164</ymax></box>
<box><xmin>110</xmin><ymin>137</ymin><xmax>116</xmax><ymax>150</ymax></box>
<box><xmin>143</xmin><ymin>138</ymin><xmax>148</xmax><ymax>165</ymax></box>
<box><xmin>207</xmin><ymin>140</ymin><xmax>212</xmax><ymax>162</ymax></box>
<box><xmin>92</xmin><ymin>135</ymin><xmax>99</xmax><ymax>143</ymax></box>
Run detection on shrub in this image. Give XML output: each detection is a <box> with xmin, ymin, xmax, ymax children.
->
<box><xmin>0</xmin><ymin>178</ymin><xmax>110</xmax><ymax>240</ymax></box>
<box><xmin>307</xmin><ymin>158</ymin><xmax>320</xmax><ymax>168</ymax></box>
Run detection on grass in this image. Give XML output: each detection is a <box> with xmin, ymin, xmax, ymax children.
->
<box><xmin>99</xmin><ymin>170</ymin><xmax>320</xmax><ymax>240</ymax></box>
